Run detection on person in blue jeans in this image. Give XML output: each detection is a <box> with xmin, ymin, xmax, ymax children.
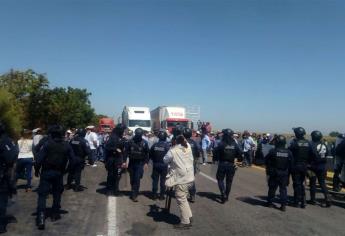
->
<box><xmin>17</xmin><ymin>130</ymin><xmax>34</xmax><ymax>192</ymax></box>
<box><xmin>201</xmin><ymin>132</ymin><xmax>210</xmax><ymax>165</ymax></box>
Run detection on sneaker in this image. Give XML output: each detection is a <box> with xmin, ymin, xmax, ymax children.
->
<box><xmin>92</xmin><ymin>164</ymin><xmax>97</xmax><ymax>167</ymax></box>
<box><xmin>202</xmin><ymin>163</ymin><xmax>206</xmax><ymax>166</ymax></box>
<box><xmin>86</xmin><ymin>163</ymin><xmax>91</xmax><ymax>166</ymax></box>
<box><xmin>307</xmin><ymin>200</ymin><xmax>316</xmax><ymax>205</ymax></box>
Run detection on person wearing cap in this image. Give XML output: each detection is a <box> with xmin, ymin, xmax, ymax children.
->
<box><xmin>85</xmin><ymin>126</ymin><xmax>98</xmax><ymax>167</ymax></box>
<box><xmin>16</xmin><ymin>129</ymin><xmax>34</xmax><ymax>192</ymax></box>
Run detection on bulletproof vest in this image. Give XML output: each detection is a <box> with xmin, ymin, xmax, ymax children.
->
<box><xmin>152</xmin><ymin>142</ymin><xmax>168</xmax><ymax>163</ymax></box>
<box><xmin>0</xmin><ymin>135</ymin><xmax>18</xmax><ymax>167</ymax></box>
<box><xmin>187</xmin><ymin>139</ymin><xmax>198</xmax><ymax>158</ymax></box>
<box><xmin>220</xmin><ymin>143</ymin><xmax>236</xmax><ymax>163</ymax></box>
<box><xmin>70</xmin><ymin>137</ymin><xmax>86</xmax><ymax>158</ymax></box>
<box><xmin>295</xmin><ymin>139</ymin><xmax>310</xmax><ymax>164</ymax></box>
<box><xmin>43</xmin><ymin>139</ymin><xmax>69</xmax><ymax>172</ymax></box>
<box><xmin>316</xmin><ymin>143</ymin><xmax>327</xmax><ymax>160</ymax></box>
<box><xmin>129</xmin><ymin>140</ymin><xmax>146</xmax><ymax>160</ymax></box>
<box><xmin>273</xmin><ymin>150</ymin><xmax>289</xmax><ymax>170</ymax></box>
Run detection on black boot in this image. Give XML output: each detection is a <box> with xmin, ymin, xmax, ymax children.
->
<box><xmin>152</xmin><ymin>193</ymin><xmax>159</xmax><ymax>200</ymax></box>
<box><xmin>159</xmin><ymin>193</ymin><xmax>166</xmax><ymax>201</ymax></box>
<box><xmin>280</xmin><ymin>204</ymin><xmax>286</xmax><ymax>212</ymax></box>
<box><xmin>74</xmin><ymin>185</ymin><xmax>83</xmax><ymax>192</ymax></box>
<box><xmin>37</xmin><ymin>212</ymin><xmax>45</xmax><ymax>230</ymax></box>
<box><xmin>220</xmin><ymin>194</ymin><xmax>226</xmax><ymax>204</ymax></box>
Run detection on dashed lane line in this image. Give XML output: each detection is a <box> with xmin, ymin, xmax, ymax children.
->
<box><xmin>107</xmin><ymin>196</ymin><xmax>117</xmax><ymax>236</ymax></box>
<box><xmin>199</xmin><ymin>171</ymin><xmax>218</xmax><ymax>184</ymax></box>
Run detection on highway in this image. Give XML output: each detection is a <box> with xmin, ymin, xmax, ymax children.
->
<box><xmin>5</xmin><ymin>162</ymin><xmax>345</xmax><ymax>236</ymax></box>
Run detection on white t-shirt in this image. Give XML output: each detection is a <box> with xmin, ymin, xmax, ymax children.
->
<box><xmin>85</xmin><ymin>132</ymin><xmax>98</xmax><ymax>150</ymax></box>
<box><xmin>18</xmin><ymin>138</ymin><xmax>34</xmax><ymax>159</ymax></box>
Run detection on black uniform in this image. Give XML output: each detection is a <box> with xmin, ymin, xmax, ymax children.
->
<box><xmin>127</xmin><ymin>138</ymin><xmax>149</xmax><ymax>201</ymax></box>
<box><xmin>67</xmin><ymin>136</ymin><xmax>91</xmax><ymax>191</ymax></box>
<box><xmin>309</xmin><ymin>141</ymin><xmax>331</xmax><ymax>206</ymax></box>
<box><xmin>0</xmin><ymin>134</ymin><xmax>18</xmax><ymax>233</ymax></box>
<box><xmin>187</xmin><ymin>138</ymin><xmax>200</xmax><ymax>201</ymax></box>
<box><xmin>215</xmin><ymin>139</ymin><xmax>242</xmax><ymax>203</ymax></box>
<box><xmin>150</xmin><ymin>140</ymin><xmax>170</xmax><ymax>199</ymax></box>
<box><xmin>333</xmin><ymin>138</ymin><xmax>345</xmax><ymax>191</ymax></box>
<box><xmin>265</xmin><ymin>147</ymin><xmax>293</xmax><ymax>208</ymax></box>
<box><xmin>35</xmin><ymin>135</ymin><xmax>75</xmax><ymax>229</ymax></box>
<box><xmin>289</xmin><ymin>138</ymin><xmax>314</xmax><ymax>207</ymax></box>
<box><xmin>104</xmin><ymin>134</ymin><xmax>127</xmax><ymax>195</ymax></box>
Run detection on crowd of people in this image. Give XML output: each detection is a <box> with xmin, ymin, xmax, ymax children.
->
<box><xmin>0</xmin><ymin>121</ymin><xmax>344</xmax><ymax>233</ymax></box>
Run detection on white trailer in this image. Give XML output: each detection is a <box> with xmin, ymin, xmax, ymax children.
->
<box><xmin>122</xmin><ymin>106</ymin><xmax>151</xmax><ymax>132</ymax></box>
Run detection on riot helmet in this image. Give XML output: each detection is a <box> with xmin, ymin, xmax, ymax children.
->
<box><xmin>311</xmin><ymin>130</ymin><xmax>323</xmax><ymax>142</ymax></box>
<box><xmin>158</xmin><ymin>130</ymin><xmax>167</xmax><ymax>141</ymax></box>
<box><xmin>222</xmin><ymin>128</ymin><xmax>234</xmax><ymax>137</ymax></box>
<box><xmin>293</xmin><ymin>127</ymin><xmax>306</xmax><ymax>139</ymax></box>
<box><xmin>173</xmin><ymin>125</ymin><xmax>185</xmax><ymax>138</ymax></box>
<box><xmin>75</xmin><ymin>128</ymin><xmax>86</xmax><ymax>138</ymax></box>
<box><xmin>48</xmin><ymin>125</ymin><xmax>64</xmax><ymax>139</ymax></box>
<box><xmin>275</xmin><ymin>135</ymin><xmax>287</xmax><ymax>148</ymax></box>
<box><xmin>114</xmin><ymin>124</ymin><xmax>126</xmax><ymax>137</ymax></box>
<box><xmin>183</xmin><ymin>128</ymin><xmax>193</xmax><ymax>139</ymax></box>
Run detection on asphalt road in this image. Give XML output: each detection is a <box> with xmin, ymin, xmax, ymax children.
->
<box><xmin>4</xmin><ymin>162</ymin><xmax>345</xmax><ymax>236</ymax></box>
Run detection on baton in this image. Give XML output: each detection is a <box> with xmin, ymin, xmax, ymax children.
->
<box><xmin>165</xmin><ymin>187</ymin><xmax>173</xmax><ymax>213</ymax></box>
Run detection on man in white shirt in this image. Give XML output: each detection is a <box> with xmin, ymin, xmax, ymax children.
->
<box><xmin>85</xmin><ymin>126</ymin><xmax>98</xmax><ymax>167</ymax></box>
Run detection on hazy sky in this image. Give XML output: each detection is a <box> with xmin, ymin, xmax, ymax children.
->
<box><xmin>1</xmin><ymin>0</ymin><xmax>344</xmax><ymax>134</ymax></box>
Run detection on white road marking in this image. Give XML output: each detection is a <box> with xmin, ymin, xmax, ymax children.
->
<box><xmin>199</xmin><ymin>171</ymin><xmax>218</xmax><ymax>184</ymax></box>
<box><xmin>107</xmin><ymin>196</ymin><xmax>117</xmax><ymax>236</ymax></box>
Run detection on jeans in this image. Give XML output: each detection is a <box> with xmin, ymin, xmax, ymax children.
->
<box><xmin>202</xmin><ymin>149</ymin><xmax>208</xmax><ymax>163</ymax></box>
<box><xmin>16</xmin><ymin>158</ymin><xmax>33</xmax><ymax>188</ymax></box>
<box><xmin>243</xmin><ymin>151</ymin><xmax>252</xmax><ymax>166</ymax></box>
<box><xmin>175</xmin><ymin>183</ymin><xmax>193</xmax><ymax>224</ymax></box>
<box><xmin>0</xmin><ymin>193</ymin><xmax>8</xmax><ymax>225</ymax></box>
<box><xmin>37</xmin><ymin>170</ymin><xmax>64</xmax><ymax>213</ymax></box>
<box><xmin>89</xmin><ymin>149</ymin><xmax>97</xmax><ymax>165</ymax></box>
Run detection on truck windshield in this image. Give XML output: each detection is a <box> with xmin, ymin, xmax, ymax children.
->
<box><xmin>129</xmin><ymin>120</ymin><xmax>151</xmax><ymax>127</ymax></box>
<box><xmin>167</xmin><ymin>121</ymin><xmax>188</xmax><ymax>127</ymax></box>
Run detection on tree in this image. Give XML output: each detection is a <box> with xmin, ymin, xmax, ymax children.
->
<box><xmin>0</xmin><ymin>88</ymin><xmax>23</xmax><ymax>139</ymax></box>
<box><xmin>45</xmin><ymin>87</ymin><xmax>96</xmax><ymax>129</ymax></box>
<box><xmin>0</xmin><ymin>69</ymin><xmax>49</xmax><ymax>128</ymax></box>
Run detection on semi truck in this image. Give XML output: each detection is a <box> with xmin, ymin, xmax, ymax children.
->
<box><xmin>151</xmin><ymin>106</ymin><xmax>192</xmax><ymax>133</ymax></box>
<box><xmin>122</xmin><ymin>106</ymin><xmax>151</xmax><ymax>132</ymax></box>
<box><xmin>98</xmin><ymin>118</ymin><xmax>115</xmax><ymax>133</ymax></box>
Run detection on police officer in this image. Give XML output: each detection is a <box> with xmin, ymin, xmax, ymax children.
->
<box><xmin>183</xmin><ymin>128</ymin><xmax>201</xmax><ymax>203</ymax></box>
<box><xmin>35</xmin><ymin>125</ymin><xmax>75</xmax><ymax>230</ymax></box>
<box><xmin>214</xmin><ymin>129</ymin><xmax>242</xmax><ymax>204</ymax></box>
<box><xmin>0</xmin><ymin>122</ymin><xmax>18</xmax><ymax>234</ymax></box>
<box><xmin>66</xmin><ymin>128</ymin><xmax>91</xmax><ymax>192</ymax></box>
<box><xmin>308</xmin><ymin>131</ymin><xmax>331</xmax><ymax>207</ymax></box>
<box><xmin>333</xmin><ymin>134</ymin><xmax>345</xmax><ymax>192</ymax></box>
<box><xmin>150</xmin><ymin>130</ymin><xmax>170</xmax><ymax>200</ymax></box>
<box><xmin>265</xmin><ymin>135</ymin><xmax>293</xmax><ymax>212</ymax></box>
<box><xmin>127</xmin><ymin>128</ymin><xmax>149</xmax><ymax>202</ymax></box>
<box><xmin>289</xmin><ymin>127</ymin><xmax>314</xmax><ymax>208</ymax></box>
<box><xmin>104</xmin><ymin>124</ymin><xmax>127</xmax><ymax>196</ymax></box>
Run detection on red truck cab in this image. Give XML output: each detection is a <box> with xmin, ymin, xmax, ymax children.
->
<box><xmin>99</xmin><ymin>118</ymin><xmax>115</xmax><ymax>133</ymax></box>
